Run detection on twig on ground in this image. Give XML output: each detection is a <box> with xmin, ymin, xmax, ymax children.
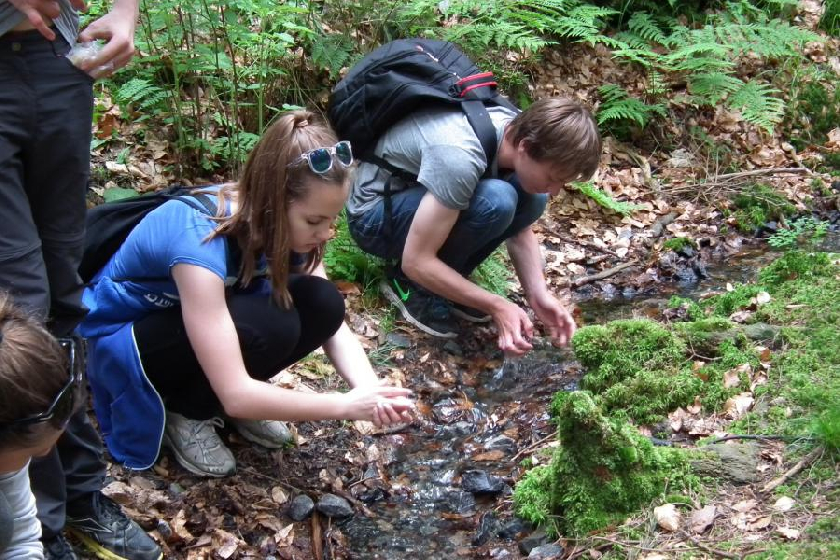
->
<box><xmin>546</xmin><ymin>230</ymin><xmax>620</xmax><ymax>257</ymax></box>
<box><xmin>240</xmin><ymin>466</ymin><xmax>305</xmax><ymax>494</ymax></box>
<box><xmin>761</xmin><ymin>446</ymin><xmax>824</xmax><ymax>493</ymax></box>
<box><xmin>706</xmin><ymin>434</ymin><xmax>814</xmax><ymax>444</ymax></box>
<box><xmin>311</xmin><ymin>511</ymin><xmax>323</xmax><ymax>560</ymax></box>
<box><xmin>566</xmin><ymin>261</ymin><xmax>639</xmax><ymax>288</ymax></box>
<box><xmin>711</xmin><ymin>167</ymin><xmax>812</xmax><ymax>181</ymax></box>
<box><xmin>511</xmin><ymin>431</ymin><xmax>558</xmax><ymax>463</ymax></box>
<box><xmin>683</xmin><ymin>533</ymin><xmax>740</xmax><ymax>559</ymax></box>
<box><xmin>644</xmin><ymin>211</ymin><xmax>679</xmax><ymax>247</ymax></box>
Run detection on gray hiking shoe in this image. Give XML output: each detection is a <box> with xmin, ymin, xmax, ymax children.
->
<box><xmin>163</xmin><ymin>412</ymin><xmax>235</xmax><ymax>477</ymax></box>
<box><xmin>232</xmin><ymin>419</ymin><xmax>294</xmax><ymax>449</ymax></box>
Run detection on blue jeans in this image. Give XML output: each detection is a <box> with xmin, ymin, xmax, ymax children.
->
<box><xmin>349</xmin><ymin>177</ymin><xmax>548</xmax><ymax>276</ymax></box>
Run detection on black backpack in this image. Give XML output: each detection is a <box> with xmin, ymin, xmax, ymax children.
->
<box><xmin>79</xmin><ymin>185</ymin><xmax>218</xmax><ymax>283</ymax></box>
<box><xmin>327</xmin><ymin>38</ymin><xmax>519</xmax><ymax>168</ymax></box>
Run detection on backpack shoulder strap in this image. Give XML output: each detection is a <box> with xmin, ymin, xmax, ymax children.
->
<box><xmin>461</xmin><ymin>99</ymin><xmax>498</xmax><ymax>178</ymax></box>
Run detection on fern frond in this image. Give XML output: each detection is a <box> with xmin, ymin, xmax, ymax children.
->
<box><xmin>311</xmin><ymin>35</ymin><xmax>353</xmax><ymax>77</ymax></box>
<box><xmin>597</xmin><ymin>85</ymin><xmax>666</xmax><ymax>128</ymax></box>
<box><xmin>573</xmin><ymin>181</ymin><xmax>645</xmax><ymax>217</ymax></box>
<box><xmin>727</xmin><ymin>80</ymin><xmax>785</xmax><ymax>133</ymax></box>
<box><xmin>627</xmin><ymin>12</ymin><xmax>669</xmax><ymax>46</ymax></box>
<box><xmin>688</xmin><ymin>72</ymin><xmax>743</xmax><ymax>105</ymax></box>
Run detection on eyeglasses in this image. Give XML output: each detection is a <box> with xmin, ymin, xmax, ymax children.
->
<box><xmin>288</xmin><ymin>141</ymin><xmax>353</xmax><ymax>174</ymax></box>
<box><xmin>0</xmin><ymin>338</ymin><xmax>83</xmax><ymax>430</ymax></box>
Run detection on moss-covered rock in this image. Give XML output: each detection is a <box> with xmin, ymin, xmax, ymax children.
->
<box><xmin>515</xmin><ymin>392</ymin><xmax>695</xmax><ymax>536</ymax></box>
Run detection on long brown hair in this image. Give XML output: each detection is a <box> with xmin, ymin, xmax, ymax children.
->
<box><xmin>0</xmin><ymin>294</ymin><xmax>69</xmax><ymax>451</ymax></box>
<box><xmin>210</xmin><ymin>111</ymin><xmax>352</xmax><ymax>307</ymax></box>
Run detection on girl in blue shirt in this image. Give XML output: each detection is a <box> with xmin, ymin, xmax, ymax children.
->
<box><xmin>80</xmin><ymin>111</ymin><xmax>413</xmax><ymax>477</ymax></box>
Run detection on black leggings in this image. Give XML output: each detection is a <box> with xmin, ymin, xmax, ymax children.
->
<box><xmin>133</xmin><ymin>274</ymin><xmax>345</xmax><ymax>420</ymax></box>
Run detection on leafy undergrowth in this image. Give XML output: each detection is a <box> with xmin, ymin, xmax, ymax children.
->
<box><xmin>513</xmin><ymin>250</ymin><xmax>839</xmax><ymax>557</ymax></box>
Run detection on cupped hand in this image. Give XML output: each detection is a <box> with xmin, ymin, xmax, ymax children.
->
<box><xmin>529</xmin><ymin>291</ymin><xmax>576</xmax><ymax>347</ymax></box>
<box><xmin>10</xmin><ymin>0</ymin><xmax>86</xmax><ymax>40</ymax></box>
<box><xmin>342</xmin><ymin>385</ymin><xmax>414</xmax><ymax>427</ymax></box>
<box><xmin>77</xmin><ymin>7</ymin><xmax>136</xmax><ymax>77</ymax></box>
<box><xmin>492</xmin><ymin>299</ymin><xmax>533</xmax><ymax>356</ymax></box>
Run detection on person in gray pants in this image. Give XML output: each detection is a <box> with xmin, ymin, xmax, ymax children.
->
<box><xmin>0</xmin><ymin>1</ymin><xmax>160</xmax><ymax>558</ymax></box>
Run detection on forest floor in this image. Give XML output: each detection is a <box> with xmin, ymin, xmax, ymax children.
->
<box><xmin>74</xmin><ymin>2</ymin><xmax>840</xmax><ymax>559</ymax></box>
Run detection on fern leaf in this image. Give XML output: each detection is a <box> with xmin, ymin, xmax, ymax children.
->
<box><xmin>727</xmin><ymin>80</ymin><xmax>785</xmax><ymax>133</ymax></box>
<box><xmin>688</xmin><ymin>72</ymin><xmax>743</xmax><ymax>105</ymax></box>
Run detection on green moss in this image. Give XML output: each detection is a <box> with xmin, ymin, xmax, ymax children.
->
<box><xmin>757</xmin><ymin>251</ymin><xmax>833</xmax><ymax>287</ymax></box>
<box><xmin>573</xmin><ymin>320</ymin><xmax>687</xmax><ymax>392</ymax></box>
<box><xmin>704</xmin><ymin>284</ymin><xmax>764</xmax><ymax>317</ymax></box>
<box><xmin>667</xmin><ymin>295</ymin><xmax>704</xmax><ymax>321</ymax></box>
<box><xmin>512</xmin><ymin>464</ymin><xmax>553</xmax><ymax>528</ymax></box>
<box><xmin>516</xmin><ymin>392</ymin><xmax>696</xmax><ymax>536</ymax></box>
<box><xmin>662</xmin><ymin>237</ymin><xmax>695</xmax><ymax>252</ymax></box>
<box><xmin>672</xmin><ymin>317</ymin><xmax>735</xmax><ymax>354</ymax></box>
<box><xmin>730</xmin><ymin>183</ymin><xmax>796</xmax><ymax>233</ymax></box>
<box><xmin>598</xmin><ymin>367</ymin><xmax>703</xmax><ymax>425</ymax></box>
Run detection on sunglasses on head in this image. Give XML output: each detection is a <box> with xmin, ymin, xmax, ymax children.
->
<box><xmin>288</xmin><ymin>140</ymin><xmax>353</xmax><ymax>175</ymax></box>
<box><xmin>0</xmin><ymin>338</ymin><xmax>83</xmax><ymax>431</ymax></box>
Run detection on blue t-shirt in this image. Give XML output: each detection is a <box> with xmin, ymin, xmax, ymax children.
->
<box><xmin>80</xmin><ymin>194</ymin><xmax>235</xmax><ymax>336</ymax></box>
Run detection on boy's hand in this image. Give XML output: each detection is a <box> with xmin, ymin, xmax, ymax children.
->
<box><xmin>492</xmin><ymin>299</ymin><xmax>534</xmax><ymax>356</ymax></box>
<box><xmin>529</xmin><ymin>292</ymin><xmax>576</xmax><ymax>347</ymax></box>
<box><xmin>10</xmin><ymin>0</ymin><xmax>87</xmax><ymax>41</ymax></box>
<box><xmin>77</xmin><ymin>3</ymin><xmax>136</xmax><ymax>77</ymax></box>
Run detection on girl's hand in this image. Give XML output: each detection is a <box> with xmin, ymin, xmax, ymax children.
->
<box><xmin>341</xmin><ymin>385</ymin><xmax>414</xmax><ymax>427</ymax></box>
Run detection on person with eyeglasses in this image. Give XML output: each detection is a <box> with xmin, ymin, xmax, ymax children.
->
<box><xmin>77</xmin><ymin>110</ymin><xmax>414</xmax><ymax>479</ymax></box>
<box><xmin>0</xmin><ymin>293</ymin><xmax>84</xmax><ymax>559</ymax></box>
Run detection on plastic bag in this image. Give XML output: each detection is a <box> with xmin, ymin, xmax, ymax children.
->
<box><xmin>66</xmin><ymin>41</ymin><xmax>113</xmax><ymax>77</ymax></box>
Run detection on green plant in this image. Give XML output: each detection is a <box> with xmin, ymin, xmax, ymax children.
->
<box><xmin>323</xmin><ymin>210</ymin><xmax>384</xmax><ymax>286</ymax></box>
<box><xmin>662</xmin><ymin>237</ymin><xmax>695</xmax><ymax>252</ymax></box>
<box><xmin>730</xmin><ymin>183</ymin><xmax>796</xmax><ymax>233</ymax></box>
<box><xmin>596</xmin><ymin>84</ymin><xmax>667</xmax><ymax>131</ymax></box>
<box><xmin>821</xmin><ymin>0</ymin><xmax>840</xmax><ymax>36</ymax></box>
<box><xmin>572</xmin><ymin>181</ymin><xmax>645</xmax><ymax>216</ymax></box>
<box><xmin>471</xmin><ymin>247</ymin><xmax>513</xmax><ymax>296</ymax></box>
<box><xmin>768</xmin><ymin>217</ymin><xmax>828</xmax><ymax>249</ymax></box>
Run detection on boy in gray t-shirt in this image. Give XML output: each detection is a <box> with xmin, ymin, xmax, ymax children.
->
<box><xmin>347</xmin><ymin>98</ymin><xmax>601</xmax><ymax>354</ymax></box>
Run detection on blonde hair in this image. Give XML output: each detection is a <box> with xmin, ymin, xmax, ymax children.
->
<box><xmin>209</xmin><ymin>111</ymin><xmax>352</xmax><ymax>307</ymax></box>
<box><xmin>0</xmin><ymin>294</ymin><xmax>70</xmax><ymax>451</ymax></box>
<box><xmin>507</xmin><ymin>98</ymin><xmax>602</xmax><ymax>182</ymax></box>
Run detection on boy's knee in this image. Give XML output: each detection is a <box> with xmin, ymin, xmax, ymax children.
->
<box><xmin>468</xmin><ymin>179</ymin><xmax>518</xmax><ymax>228</ymax></box>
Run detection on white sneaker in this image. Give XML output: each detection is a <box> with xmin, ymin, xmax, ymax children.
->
<box><xmin>163</xmin><ymin>412</ymin><xmax>236</xmax><ymax>477</ymax></box>
<box><xmin>232</xmin><ymin>419</ymin><xmax>294</xmax><ymax>449</ymax></box>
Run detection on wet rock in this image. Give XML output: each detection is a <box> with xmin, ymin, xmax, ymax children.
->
<box><xmin>288</xmin><ymin>494</ymin><xmax>314</xmax><ymax>521</ymax></box>
<box><xmin>156</xmin><ymin>520</ymin><xmax>173</xmax><ymax>543</ymax></box>
<box><xmin>497</xmin><ymin>517</ymin><xmax>532</xmax><ymax>540</ymax></box>
<box><xmin>692</xmin><ymin>443</ymin><xmax>760</xmax><ymax>484</ymax></box>
<box><xmin>742</xmin><ymin>322</ymin><xmax>781</xmax><ymax>343</ymax></box>
<box><xmin>461</xmin><ymin>470</ymin><xmax>506</xmax><ymax>495</ymax></box>
<box><xmin>168</xmin><ymin>482</ymin><xmax>185</xmax><ymax>496</ymax></box>
<box><xmin>677</xmin><ymin>245</ymin><xmax>696</xmax><ymax>259</ymax></box>
<box><xmin>433</xmin><ymin>397</ymin><xmax>465</xmax><ymax>423</ymax></box>
<box><xmin>518</xmin><ymin>528</ymin><xmax>548</xmax><ymax>555</ymax></box>
<box><xmin>472</xmin><ymin>512</ymin><xmax>498</xmax><ymax>546</ymax></box>
<box><xmin>490</xmin><ymin>548</ymin><xmax>515</xmax><ymax>559</ymax></box>
<box><xmin>483</xmin><ymin>434</ymin><xmax>517</xmax><ymax>454</ymax></box>
<box><xmin>601</xmin><ymin>283</ymin><xmax>618</xmax><ymax>298</ymax></box>
<box><xmin>439</xmin><ymin>490</ymin><xmax>476</xmax><ymax>515</ymax></box>
<box><xmin>622</xmin><ymin>286</ymin><xmax>637</xmax><ymax>299</ymax></box>
<box><xmin>443</xmin><ymin>340</ymin><xmax>463</xmax><ymax>356</ymax></box>
<box><xmin>316</xmin><ymin>494</ymin><xmax>354</xmax><ymax>519</ymax></box>
<box><xmin>357</xmin><ymin>486</ymin><xmax>387</xmax><ymax>504</ymax></box>
<box><xmin>528</xmin><ymin>544</ymin><xmax>565</xmax><ymax>559</ymax></box>
<box><xmin>385</xmin><ymin>332</ymin><xmax>412</xmax><ymax>348</ymax></box>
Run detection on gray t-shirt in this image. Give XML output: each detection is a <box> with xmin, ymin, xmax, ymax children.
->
<box><xmin>346</xmin><ymin>105</ymin><xmax>518</xmax><ymax>217</ymax></box>
<box><xmin>0</xmin><ymin>464</ymin><xmax>44</xmax><ymax>559</ymax></box>
<box><xmin>0</xmin><ymin>0</ymin><xmax>79</xmax><ymax>45</ymax></box>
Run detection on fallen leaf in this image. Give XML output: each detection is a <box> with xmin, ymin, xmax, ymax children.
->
<box><xmin>724</xmin><ymin>392</ymin><xmax>754</xmax><ymax>419</ymax></box>
<box><xmin>689</xmin><ymin>505</ymin><xmax>716</xmax><ymax>534</ymax></box>
<box><xmin>774</xmin><ymin>496</ymin><xmax>795</xmax><ymax>512</ymax></box>
<box><xmin>729</xmin><ymin>310</ymin><xmax>753</xmax><ymax>323</ymax></box>
<box><xmin>472</xmin><ymin>449</ymin><xmax>506</xmax><ymax>462</ymax></box>
<box><xmin>669</xmin><ymin>407</ymin><xmax>687</xmax><ymax>432</ymax></box>
<box><xmin>654</xmin><ymin>503</ymin><xmax>681</xmax><ymax>532</ymax></box>
<box><xmin>271</xmin><ymin>486</ymin><xmax>289</xmax><ymax>505</ymax></box>
<box><xmin>755</xmin><ymin>291</ymin><xmax>771</xmax><ymax>306</ymax></box>
<box><xmin>747</xmin><ymin>516</ymin><xmax>772</xmax><ymax>531</ymax></box>
<box><xmin>334</xmin><ymin>280</ymin><xmax>361</xmax><ymax>295</ymax></box>
<box><xmin>733</xmin><ymin>499</ymin><xmax>758</xmax><ymax>513</ymax></box>
<box><xmin>687</xmin><ymin>396</ymin><xmax>702</xmax><ymax>415</ymax></box>
<box><xmin>724</xmin><ymin>364</ymin><xmax>751</xmax><ymax>389</ymax></box>
<box><xmin>640</xmin><ymin>554</ymin><xmax>669</xmax><ymax>560</ymax></box>
<box><xmin>776</xmin><ymin>527</ymin><xmax>800</xmax><ymax>540</ymax></box>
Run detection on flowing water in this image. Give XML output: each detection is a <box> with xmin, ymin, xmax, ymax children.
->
<box><xmin>339</xmin><ymin>237</ymin><xmax>839</xmax><ymax>559</ymax></box>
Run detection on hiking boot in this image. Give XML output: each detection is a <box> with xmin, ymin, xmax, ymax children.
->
<box><xmin>232</xmin><ymin>418</ymin><xmax>294</xmax><ymax>449</ymax></box>
<box><xmin>450</xmin><ymin>302</ymin><xmax>492</xmax><ymax>323</ymax></box>
<box><xmin>162</xmin><ymin>412</ymin><xmax>236</xmax><ymax>477</ymax></box>
<box><xmin>380</xmin><ymin>270</ymin><xmax>458</xmax><ymax>338</ymax></box>
<box><xmin>43</xmin><ymin>533</ymin><xmax>79</xmax><ymax>560</ymax></box>
<box><xmin>65</xmin><ymin>491</ymin><xmax>162</xmax><ymax>560</ymax></box>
